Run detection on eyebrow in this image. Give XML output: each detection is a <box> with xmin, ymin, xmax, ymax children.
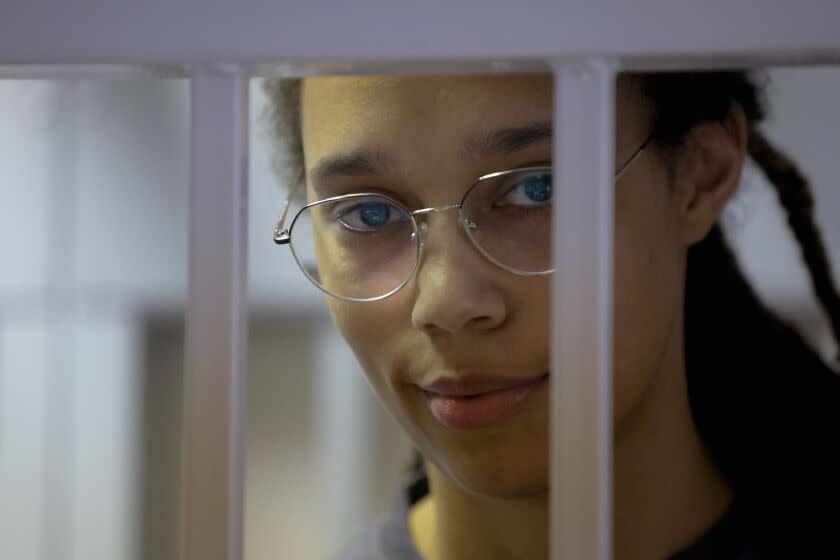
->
<box><xmin>309</xmin><ymin>149</ymin><xmax>393</xmax><ymax>186</ymax></box>
<box><xmin>308</xmin><ymin>121</ymin><xmax>553</xmax><ymax>186</ymax></box>
<box><xmin>463</xmin><ymin>121</ymin><xmax>552</xmax><ymax>161</ymax></box>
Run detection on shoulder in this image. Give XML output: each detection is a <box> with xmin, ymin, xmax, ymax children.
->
<box><xmin>331</xmin><ymin>474</ymin><xmax>427</xmax><ymax>560</ymax></box>
<box><xmin>331</xmin><ymin>520</ymin><xmax>387</xmax><ymax>560</ymax></box>
<box><xmin>331</xmin><ymin>516</ymin><xmax>423</xmax><ymax>560</ymax></box>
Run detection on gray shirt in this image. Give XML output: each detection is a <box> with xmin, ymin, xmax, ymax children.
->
<box><xmin>334</xmin><ymin>473</ymin><xmax>758</xmax><ymax>559</ymax></box>
<box><xmin>334</xmin><ymin>473</ymin><xmax>426</xmax><ymax>560</ymax></box>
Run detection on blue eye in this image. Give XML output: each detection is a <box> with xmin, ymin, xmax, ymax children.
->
<box><xmin>499</xmin><ymin>172</ymin><xmax>553</xmax><ymax>207</ymax></box>
<box><xmin>521</xmin><ymin>174</ymin><xmax>552</xmax><ymax>202</ymax></box>
<box><xmin>359</xmin><ymin>202</ymin><xmax>391</xmax><ymax>228</ymax></box>
<box><xmin>334</xmin><ymin>200</ymin><xmax>408</xmax><ymax>232</ymax></box>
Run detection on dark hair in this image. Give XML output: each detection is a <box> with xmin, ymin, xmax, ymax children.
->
<box><xmin>264</xmin><ymin>72</ymin><xmax>840</xmax><ymax>553</ymax></box>
<box><xmin>648</xmin><ymin>72</ymin><xmax>840</xmax><ymax>554</ymax></box>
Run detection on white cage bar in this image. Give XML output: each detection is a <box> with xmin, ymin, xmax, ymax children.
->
<box><xmin>3</xmin><ymin>3</ymin><xmax>840</xmax><ymax>560</ymax></box>
<box><xmin>181</xmin><ymin>68</ymin><xmax>249</xmax><ymax>560</ymax></box>
<box><xmin>2</xmin><ymin>1</ymin><xmax>840</xmax><ymax>67</ymax></box>
<box><xmin>551</xmin><ymin>60</ymin><xmax>616</xmax><ymax>560</ymax></box>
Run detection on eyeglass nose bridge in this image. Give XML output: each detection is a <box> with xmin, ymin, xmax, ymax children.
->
<box><xmin>409</xmin><ymin>204</ymin><xmax>478</xmax><ymax>247</ymax></box>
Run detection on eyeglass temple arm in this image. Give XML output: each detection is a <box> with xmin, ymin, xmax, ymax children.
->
<box><xmin>614</xmin><ymin>134</ymin><xmax>652</xmax><ymax>182</ymax></box>
<box><xmin>273</xmin><ymin>181</ymin><xmax>304</xmax><ymax>245</ymax></box>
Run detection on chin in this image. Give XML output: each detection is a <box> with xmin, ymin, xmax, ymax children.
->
<box><xmin>428</xmin><ymin>433</ymin><xmax>550</xmax><ymax>500</ymax></box>
<box><xmin>398</xmin><ymin>384</ymin><xmax>550</xmax><ymax>499</ymax></box>
<box><xmin>445</xmin><ymin>458</ymin><xmax>549</xmax><ymax>500</ymax></box>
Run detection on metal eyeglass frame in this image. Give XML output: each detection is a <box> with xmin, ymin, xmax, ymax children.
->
<box><xmin>273</xmin><ymin>135</ymin><xmax>651</xmax><ymax>302</ymax></box>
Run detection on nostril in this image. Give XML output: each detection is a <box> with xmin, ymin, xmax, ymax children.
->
<box><xmin>421</xmin><ymin>322</ymin><xmax>447</xmax><ymax>337</ymax></box>
<box><xmin>422</xmin><ymin>314</ymin><xmax>498</xmax><ymax>334</ymax></box>
<box><xmin>468</xmin><ymin>315</ymin><xmax>501</xmax><ymax>330</ymax></box>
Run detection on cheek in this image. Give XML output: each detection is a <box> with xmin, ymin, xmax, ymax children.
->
<box><xmin>325</xmin><ymin>295</ymin><xmax>418</xmax><ymax>411</ymax></box>
<box><xmin>328</xmin><ymin>299</ymin><xmax>400</xmax><ymax>373</ymax></box>
<box><xmin>612</xmin><ymin>191</ymin><xmax>683</xmax><ymax>423</ymax></box>
<box><xmin>325</xmin><ymin>294</ymin><xmax>449</xmax><ymax>460</ymax></box>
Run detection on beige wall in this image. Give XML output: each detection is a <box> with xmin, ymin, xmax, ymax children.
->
<box><xmin>141</xmin><ymin>315</ymin><xmax>414</xmax><ymax>560</ymax></box>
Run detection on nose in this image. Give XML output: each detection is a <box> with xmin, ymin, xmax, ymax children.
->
<box><xmin>410</xmin><ymin>213</ymin><xmax>508</xmax><ymax>336</ymax></box>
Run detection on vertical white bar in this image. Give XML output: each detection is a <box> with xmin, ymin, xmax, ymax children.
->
<box><xmin>182</xmin><ymin>67</ymin><xmax>249</xmax><ymax>560</ymax></box>
<box><xmin>550</xmin><ymin>59</ymin><xmax>616</xmax><ymax>560</ymax></box>
<box><xmin>0</xmin><ymin>324</ymin><xmax>48</xmax><ymax>560</ymax></box>
<box><xmin>42</xmin><ymin>80</ymin><xmax>80</xmax><ymax>560</ymax></box>
<box><xmin>315</xmin><ymin>322</ymin><xmax>374</xmax><ymax>550</ymax></box>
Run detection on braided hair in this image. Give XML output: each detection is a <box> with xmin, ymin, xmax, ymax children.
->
<box><xmin>264</xmin><ymin>71</ymin><xmax>840</xmax><ymax>553</ymax></box>
<box><xmin>642</xmin><ymin>72</ymin><xmax>840</xmax><ymax>554</ymax></box>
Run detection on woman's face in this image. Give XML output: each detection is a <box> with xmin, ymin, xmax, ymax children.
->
<box><xmin>300</xmin><ymin>75</ymin><xmax>685</xmax><ymax>498</ymax></box>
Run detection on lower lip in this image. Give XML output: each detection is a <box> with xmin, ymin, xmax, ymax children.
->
<box><xmin>424</xmin><ymin>374</ymin><xmax>549</xmax><ymax>429</ymax></box>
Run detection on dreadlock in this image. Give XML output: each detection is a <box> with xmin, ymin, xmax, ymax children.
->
<box><xmin>264</xmin><ymin>70</ymin><xmax>840</xmax><ymax>554</ymax></box>
<box><xmin>642</xmin><ymin>71</ymin><xmax>840</xmax><ymax>555</ymax></box>
<box><xmin>749</xmin><ymin>129</ymin><xmax>840</xmax><ymax>361</ymax></box>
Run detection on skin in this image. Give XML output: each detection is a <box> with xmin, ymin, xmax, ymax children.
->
<box><xmin>299</xmin><ymin>75</ymin><xmax>748</xmax><ymax>560</ymax></box>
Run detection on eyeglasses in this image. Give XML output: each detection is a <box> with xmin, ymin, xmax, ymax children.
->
<box><xmin>274</xmin><ymin>137</ymin><xmax>650</xmax><ymax>302</ymax></box>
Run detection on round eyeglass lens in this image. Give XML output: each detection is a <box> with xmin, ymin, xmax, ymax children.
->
<box><xmin>460</xmin><ymin>168</ymin><xmax>553</xmax><ymax>274</ymax></box>
<box><xmin>289</xmin><ymin>194</ymin><xmax>420</xmax><ymax>300</ymax></box>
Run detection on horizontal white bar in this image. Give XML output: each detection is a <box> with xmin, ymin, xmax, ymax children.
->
<box><xmin>550</xmin><ymin>60</ymin><xmax>615</xmax><ymax>560</ymax></box>
<box><xmin>2</xmin><ymin>55</ymin><xmax>839</xmax><ymax>83</ymax></box>
<box><xmin>0</xmin><ymin>64</ymin><xmax>186</xmax><ymax>80</ymax></box>
<box><xmin>2</xmin><ymin>1</ymin><xmax>840</xmax><ymax>66</ymax></box>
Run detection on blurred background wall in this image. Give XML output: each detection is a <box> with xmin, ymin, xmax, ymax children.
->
<box><xmin>0</xmin><ymin>67</ymin><xmax>837</xmax><ymax>560</ymax></box>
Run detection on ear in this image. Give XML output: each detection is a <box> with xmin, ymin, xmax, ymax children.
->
<box><xmin>673</xmin><ymin>105</ymin><xmax>749</xmax><ymax>246</ymax></box>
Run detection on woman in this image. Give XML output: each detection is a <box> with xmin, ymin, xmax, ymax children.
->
<box><xmin>266</xmin><ymin>71</ymin><xmax>840</xmax><ymax>559</ymax></box>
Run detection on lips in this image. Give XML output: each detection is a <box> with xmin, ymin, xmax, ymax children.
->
<box><xmin>421</xmin><ymin>373</ymin><xmax>549</xmax><ymax>429</ymax></box>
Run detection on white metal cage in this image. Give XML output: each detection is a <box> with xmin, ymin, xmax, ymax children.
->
<box><xmin>3</xmin><ymin>2</ymin><xmax>840</xmax><ymax>559</ymax></box>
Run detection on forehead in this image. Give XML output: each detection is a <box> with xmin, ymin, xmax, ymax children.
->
<box><xmin>301</xmin><ymin>74</ymin><xmax>552</xmax><ymax>117</ymax></box>
<box><xmin>299</xmin><ymin>75</ymin><xmax>553</xmax><ymax>168</ymax></box>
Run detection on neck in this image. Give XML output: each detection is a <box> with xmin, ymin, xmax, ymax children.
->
<box><xmin>422</xmin><ymin>323</ymin><xmax>731</xmax><ymax>560</ymax></box>
<box><xmin>426</xmin><ymin>463</ymin><xmax>549</xmax><ymax>560</ymax></box>
<box><xmin>612</xmin><ymin>318</ymin><xmax>732</xmax><ymax>559</ymax></box>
